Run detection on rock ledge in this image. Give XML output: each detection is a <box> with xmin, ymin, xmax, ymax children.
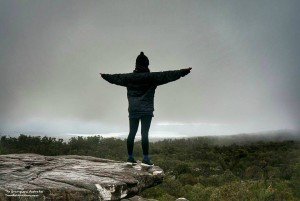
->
<box><xmin>0</xmin><ymin>153</ymin><xmax>164</xmax><ymax>200</ymax></box>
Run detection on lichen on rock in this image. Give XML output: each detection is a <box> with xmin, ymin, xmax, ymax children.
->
<box><xmin>0</xmin><ymin>153</ymin><xmax>164</xmax><ymax>200</ymax></box>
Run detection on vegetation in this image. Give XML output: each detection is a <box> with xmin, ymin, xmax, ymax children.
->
<box><xmin>0</xmin><ymin>134</ymin><xmax>299</xmax><ymax>200</ymax></box>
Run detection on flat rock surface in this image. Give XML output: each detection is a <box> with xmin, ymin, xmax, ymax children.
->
<box><xmin>0</xmin><ymin>153</ymin><xmax>164</xmax><ymax>200</ymax></box>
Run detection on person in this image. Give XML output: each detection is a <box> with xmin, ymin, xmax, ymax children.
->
<box><xmin>100</xmin><ymin>52</ymin><xmax>192</xmax><ymax>166</ymax></box>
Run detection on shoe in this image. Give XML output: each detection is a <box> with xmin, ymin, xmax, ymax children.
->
<box><xmin>126</xmin><ymin>157</ymin><xmax>137</xmax><ymax>165</ymax></box>
<box><xmin>141</xmin><ymin>158</ymin><xmax>154</xmax><ymax>166</ymax></box>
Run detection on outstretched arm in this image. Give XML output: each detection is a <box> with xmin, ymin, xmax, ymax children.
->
<box><xmin>151</xmin><ymin>67</ymin><xmax>192</xmax><ymax>86</ymax></box>
<box><xmin>100</xmin><ymin>73</ymin><xmax>128</xmax><ymax>87</ymax></box>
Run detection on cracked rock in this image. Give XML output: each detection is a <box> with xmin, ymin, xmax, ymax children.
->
<box><xmin>0</xmin><ymin>153</ymin><xmax>164</xmax><ymax>200</ymax></box>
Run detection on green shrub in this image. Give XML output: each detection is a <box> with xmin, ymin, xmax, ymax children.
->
<box><xmin>156</xmin><ymin>193</ymin><xmax>176</xmax><ymax>201</ymax></box>
<box><xmin>183</xmin><ymin>184</ymin><xmax>213</xmax><ymax>201</ymax></box>
<box><xmin>161</xmin><ymin>176</ymin><xmax>184</xmax><ymax>197</ymax></box>
<box><xmin>178</xmin><ymin>173</ymin><xmax>198</xmax><ymax>186</ymax></box>
<box><xmin>290</xmin><ymin>163</ymin><xmax>300</xmax><ymax>198</ymax></box>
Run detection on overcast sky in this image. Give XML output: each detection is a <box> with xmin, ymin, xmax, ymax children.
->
<box><xmin>1</xmin><ymin>0</ymin><xmax>299</xmax><ymax>137</ymax></box>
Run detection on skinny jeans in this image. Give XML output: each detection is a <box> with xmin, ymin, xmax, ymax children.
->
<box><xmin>127</xmin><ymin>116</ymin><xmax>152</xmax><ymax>156</ymax></box>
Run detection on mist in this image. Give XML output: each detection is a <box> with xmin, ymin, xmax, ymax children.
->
<box><xmin>1</xmin><ymin>0</ymin><xmax>299</xmax><ymax>137</ymax></box>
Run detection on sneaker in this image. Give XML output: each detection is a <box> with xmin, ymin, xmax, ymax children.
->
<box><xmin>126</xmin><ymin>157</ymin><xmax>137</xmax><ymax>165</ymax></box>
<box><xmin>141</xmin><ymin>158</ymin><xmax>154</xmax><ymax>166</ymax></box>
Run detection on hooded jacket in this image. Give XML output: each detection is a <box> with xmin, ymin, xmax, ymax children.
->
<box><xmin>101</xmin><ymin>69</ymin><xmax>189</xmax><ymax>118</ymax></box>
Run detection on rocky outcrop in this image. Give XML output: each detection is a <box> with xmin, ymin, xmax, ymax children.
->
<box><xmin>0</xmin><ymin>154</ymin><xmax>164</xmax><ymax>200</ymax></box>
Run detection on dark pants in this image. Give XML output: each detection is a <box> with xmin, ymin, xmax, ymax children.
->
<box><xmin>127</xmin><ymin>116</ymin><xmax>152</xmax><ymax>156</ymax></box>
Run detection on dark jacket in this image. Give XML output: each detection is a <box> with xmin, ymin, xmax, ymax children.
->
<box><xmin>101</xmin><ymin>69</ymin><xmax>189</xmax><ymax>118</ymax></box>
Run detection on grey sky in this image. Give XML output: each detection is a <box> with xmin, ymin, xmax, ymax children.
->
<box><xmin>1</xmin><ymin>0</ymin><xmax>299</xmax><ymax>137</ymax></box>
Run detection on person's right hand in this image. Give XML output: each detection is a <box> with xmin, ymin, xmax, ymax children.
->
<box><xmin>180</xmin><ymin>67</ymin><xmax>192</xmax><ymax>76</ymax></box>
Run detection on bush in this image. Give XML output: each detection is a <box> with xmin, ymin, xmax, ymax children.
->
<box><xmin>174</xmin><ymin>163</ymin><xmax>192</xmax><ymax>176</ymax></box>
<box><xmin>290</xmin><ymin>163</ymin><xmax>300</xmax><ymax>198</ymax></box>
<box><xmin>183</xmin><ymin>184</ymin><xmax>213</xmax><ymax>201</ymax></box>
<box><xmin>156</xmin><ymin>193</ymin><xmax>176</xmax><ymax>201</ymax></box>
<box><xmin>210</xmin><ymin>181</ymin><xmax>255</xmax><ymax>201</ymax></box>
<box><xmin>178</xmin><ymin>173</ymin><xmax>198</xmax><ymax>186</ymax></box>
<box><xmin>244</xmin><ymin>165</ymin><xmax>264</xmax><ymax>180</ymax></box>
<box><xmin>161</xmin><ymin>176</ymin><xmax>184</xmax><ymax>197</ymax></box>
<box><xmin>140</xmin><ymin>185</ymin><xmax>166</xmax><ymax>198</ymax></box>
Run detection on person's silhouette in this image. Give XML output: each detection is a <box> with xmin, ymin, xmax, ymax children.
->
<box><xmin>100</xmin><ymin>52</ymin><xmax>192</xmax><ymax>166</ymax></box>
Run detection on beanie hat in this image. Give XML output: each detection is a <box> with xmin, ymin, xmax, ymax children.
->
<box><xmin>134</xmin><ymin>52</ymin><xmax>150</xmax><ymax>73</ymax></box>
<box><xmin>136</xmin><ymin>52</ymin><xmax>149</xmax><ymax>67</ymax></box>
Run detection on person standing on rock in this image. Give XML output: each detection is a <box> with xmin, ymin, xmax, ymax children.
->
<box><xmin>100</xmin><ymin>52</ymin><xmax>192</xmax><ymax>166</ymax></box>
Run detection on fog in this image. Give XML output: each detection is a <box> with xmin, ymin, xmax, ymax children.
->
<box><xmin>1</xmin><ymin>0</ymin><xmax>299</xmax><ymax>137</ymax></box>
